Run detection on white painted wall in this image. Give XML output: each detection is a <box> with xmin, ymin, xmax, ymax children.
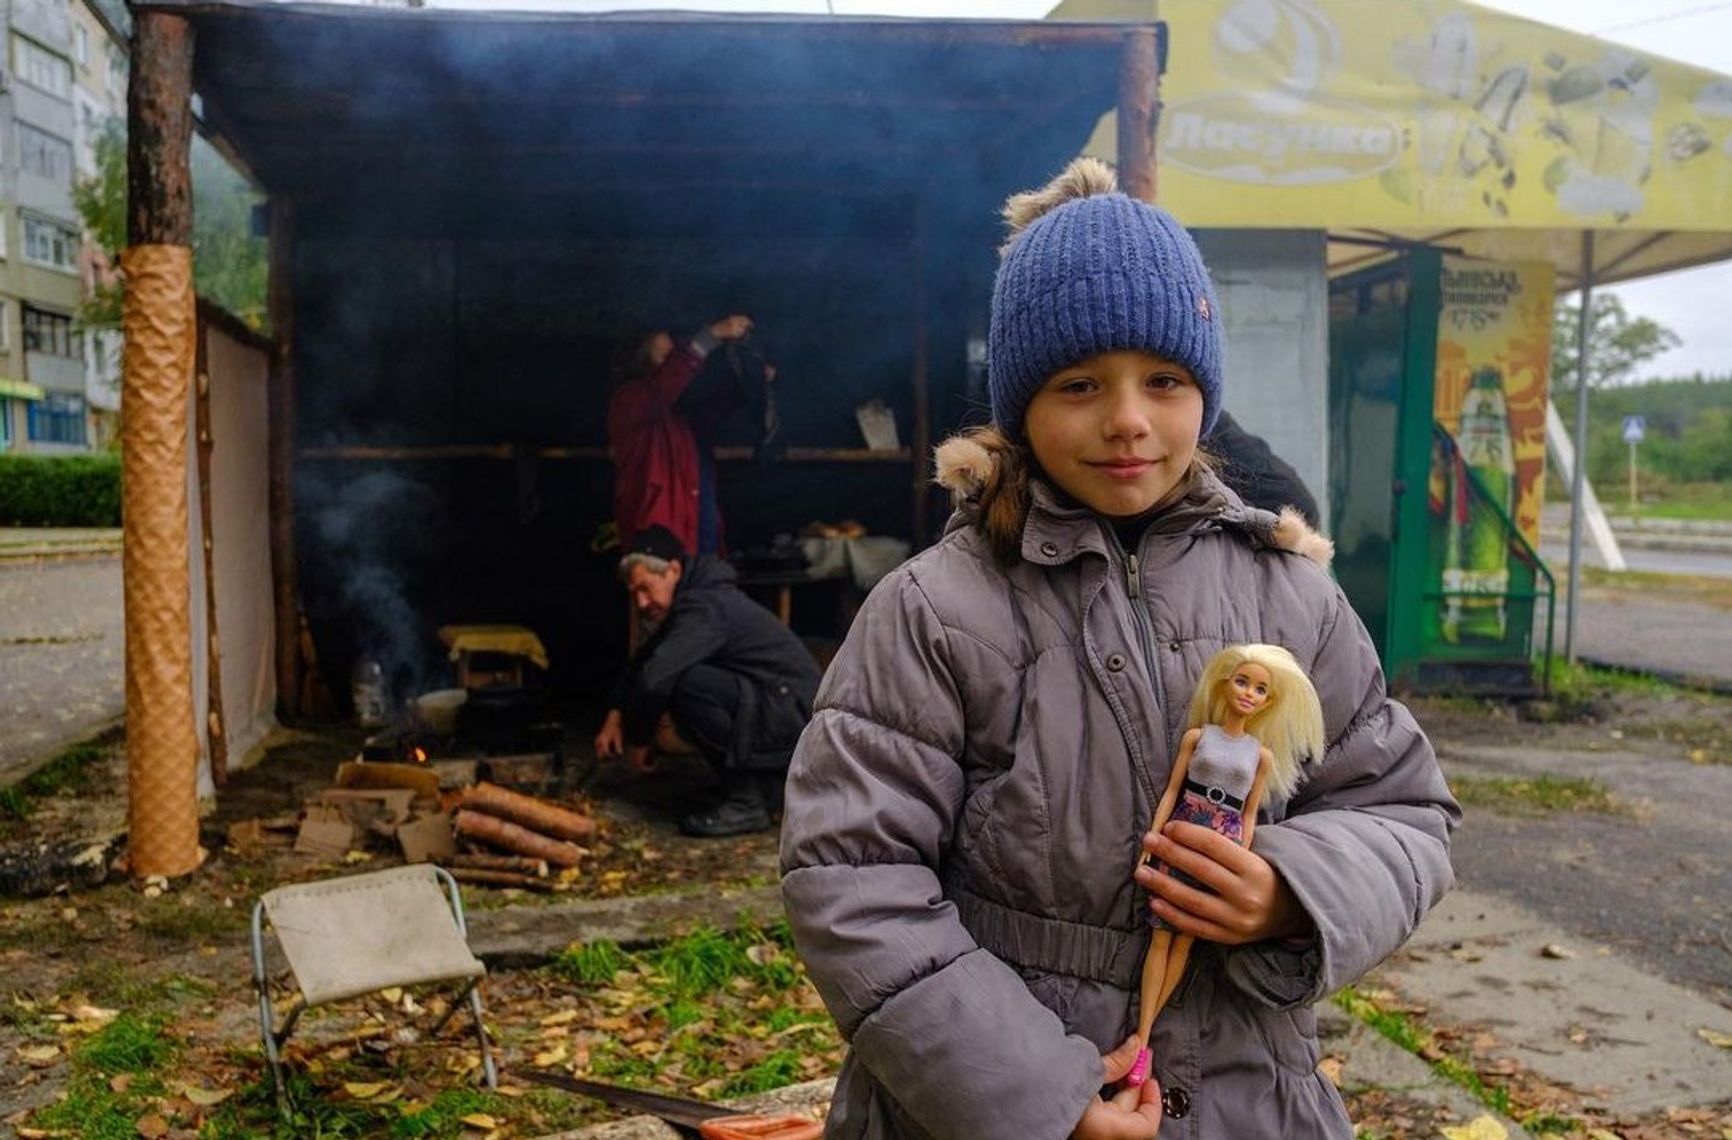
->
<box><xmin>1195</xmin><ymin>228</ymin><xmax>1330</xmax><ymax>530</ymax></box>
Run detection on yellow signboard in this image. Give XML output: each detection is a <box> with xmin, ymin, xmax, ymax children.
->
<box><xmin>1054</xmin><ymin>0</ymin><xmax>1732</xmax><ymax>232</ymax></box>
<box><xmin>1434</xmin><ymin>252</ymin><xmax>1558</xmax><ymax>547</ymax></box>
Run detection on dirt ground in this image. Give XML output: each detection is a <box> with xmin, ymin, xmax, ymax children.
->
<box><xmin>2</xmin><ymin>673</ymin><xmax>1728</xmax><ymax>1137</ymax></box>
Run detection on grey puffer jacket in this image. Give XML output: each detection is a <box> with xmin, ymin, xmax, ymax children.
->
<box><xmin>780</xmin><ymin>464</ymin><xmax>1459</xmax><ymax>1140</ymax></box>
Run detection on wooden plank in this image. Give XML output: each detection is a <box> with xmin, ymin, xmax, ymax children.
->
<box><xmin>266</xmin><ymin>201</ymin><xmax>301</xmax><ymax>718</ymax></box>
<box><xmin>194</xmin><ymin>322</ymin><xmax>228</xmax><ymax>786</ymax></box>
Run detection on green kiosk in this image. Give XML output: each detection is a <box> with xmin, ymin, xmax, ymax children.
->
<box><xmin>1329</xmin><ymin>249</ymin><xmax>1555</xmax><ymax>695</ymax></box>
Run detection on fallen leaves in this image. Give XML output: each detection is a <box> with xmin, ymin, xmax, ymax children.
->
<box><xmin>1697</xmin><ymin>1027</ymin><xmax>1732</xmax><ymax>1049</ymax></box>
<box><xmin>1439</xmin><ymin>1116</ymin><xmax>1508</xmax><ymax>1140</ymax></box>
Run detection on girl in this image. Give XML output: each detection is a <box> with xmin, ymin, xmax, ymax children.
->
<box><xmin>1126</xmin><ymin>643</ymin><xmax>1325</xmax><ymax>1089</ymax></box>
<box><xmin>780</xmin><ymin>159</ymin><xmax>1457</xmax><ymax>1140</ymax></box>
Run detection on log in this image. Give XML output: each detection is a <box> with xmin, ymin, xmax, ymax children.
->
<box><xmin>452</xmin><ymin>810</ymin><xmax>584</xmax><ymax>868</ymax></box>
<box><xmin>459</xmin><ymin>782</ymin><xmax>596</xmax><ymax>843</ymax></box>
<box><xmin>447</xmin><ymin>868</ymin><xmax>557</xmax><ymax>894</ymax></box>
<box><xmin>448</xmin><ymin>852</ymin><xmax>548</xmax><ymax>878</ymax></box>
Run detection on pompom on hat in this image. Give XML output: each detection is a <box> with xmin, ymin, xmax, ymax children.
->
<box><xmin>988</xmin><ymin>158</ymin><xmax>1225</xmax><ymax>438</ymax></box>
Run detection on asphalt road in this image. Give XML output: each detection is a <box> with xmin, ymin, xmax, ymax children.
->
<box><xmin>1435</xmin><ymin>735</ymin><xmax>1732</xmax><ymax>1007</ymax></box>
<box><xmin>1542</xmin><ymin>540</ymin><xmax>1732</xmax><ymax>579</ymax></box>
<box><xmin>0</xmin><ymin>556</ymin><xmax>124</xmax><ymax>785</ymax></box>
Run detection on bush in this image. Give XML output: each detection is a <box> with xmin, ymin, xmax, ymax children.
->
<box><xmin>0</xmin><ymin>454</ymin><xmax>123</xmax><ymax>526</ymax></box>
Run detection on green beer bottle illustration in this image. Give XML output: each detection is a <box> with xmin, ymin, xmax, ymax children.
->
<box><xmin>1443</xmin><ymin>367</ymin><xmax>1515</xmax><ymax>642</ymax></box>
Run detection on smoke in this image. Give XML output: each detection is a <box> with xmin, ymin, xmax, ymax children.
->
<box><xmin>308</xmin><ymin>468</ymin><xmax>446</xmax><ymax>705</ymax></box>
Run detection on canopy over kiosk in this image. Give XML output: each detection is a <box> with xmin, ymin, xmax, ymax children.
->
<box><xmin>119</xmin><ymin>2</ymin><xmax>1168</xmax><ymax>874</ymax></box>
<box><xmin>1052</xmin><ymin>0</ymin><xmax>1732</xmax><ymax>688</ymax></box>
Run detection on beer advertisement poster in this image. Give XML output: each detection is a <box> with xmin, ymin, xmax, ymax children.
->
<box><xmin>1429</xmin><ymin>255</ymin><xmax>1554</xmax><ymax>647</ymax></box>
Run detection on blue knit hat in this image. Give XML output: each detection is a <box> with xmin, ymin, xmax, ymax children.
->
<box><xmin>988</xmin><ymin>159</ymin><xmax>1224</xmax><ymax>438</ymax></box>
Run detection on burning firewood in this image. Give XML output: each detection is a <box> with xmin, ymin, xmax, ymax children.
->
<box><xmin>458</xmin><ymin>782</ymin><xmax>595</xmax><ymax>843</ymax></box>
<box><xmin>452</xmin><ymin>809</ymin><xmax>584</xmax><ymax>868</ymax></box>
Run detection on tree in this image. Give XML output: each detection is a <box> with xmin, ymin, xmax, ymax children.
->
<box><xmin>1551</xmin><ymin>294</ymin><xmax>1682</xmax><ymax>390</ymax></box>
<box><xmin>72</xmin><ymin>118</ymin><xmax>128</xmax><ymax>330</ymax></box>
<box><xmin>70</xmin><ymin>120</ymin><xmax>269</xmax><ymax>332</ymax></box>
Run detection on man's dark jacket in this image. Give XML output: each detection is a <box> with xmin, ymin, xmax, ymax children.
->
<box><xmin>1209</xmin><ymin>410</ymin><xmax>1322</xmax><ymax>527</ymax></box>
<box><xmin>610</xmin><ymin>557</ymin><xmax>822</xmax><ymax>771</ymax></box>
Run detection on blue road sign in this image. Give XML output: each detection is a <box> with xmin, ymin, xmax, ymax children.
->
<box><xmin>1622</xmin><ymin>415</ymin><xmax>1646</xmax><ymax>443</ymax></box>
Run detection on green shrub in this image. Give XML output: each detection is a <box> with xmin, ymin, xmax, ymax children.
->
<box><xmin>0</xmin><ymin>454</ymin><xmax>123</xmax><ymax>526</ymax></box>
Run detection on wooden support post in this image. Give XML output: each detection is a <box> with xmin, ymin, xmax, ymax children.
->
<box><xmin>1118</xmin><ymin>25</ymin><xmax>1161</xmax><ymax>203</ymax></box>
<box><xmin>267</xmin><ymin>203</ymin><xmax>302</xmax><ymax>717</ymax></box>
<box><xmin>123</xmin><ymin>9</ymin><xmax>200</xmax><ymax>877</ymax></box>
<box><xmin>195</xmin><ymin>323</ymin><xmax>228</xmax><ymax>785</ymax></box>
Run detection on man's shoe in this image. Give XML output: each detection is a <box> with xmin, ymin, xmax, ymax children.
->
<box><xmin>680</xmin><ymin>785</ymin><xmax>773</xmax><ymax>838</ymax></box>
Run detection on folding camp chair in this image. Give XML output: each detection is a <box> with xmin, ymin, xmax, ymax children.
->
<box><xmin>251</xmin><ymin>864</ymin><xmax>497</xmax><ymax>1108</ymax></box>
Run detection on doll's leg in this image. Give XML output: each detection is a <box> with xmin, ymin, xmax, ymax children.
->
<box><xmin>1127</xmin><ymin>929</ymin><xmax>1172</xmax><ymax>1087</ymax></box>
<box><xmin>1154</xmin><ymin>933</ymin><xmax>1196</xmax><ymax>1013</ymax></box>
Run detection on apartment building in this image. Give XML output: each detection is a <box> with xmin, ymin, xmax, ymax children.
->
<box><xmin>2</xmin><ymin>0</ymin><xmax>86</xmax><ymax>452</ymax></box>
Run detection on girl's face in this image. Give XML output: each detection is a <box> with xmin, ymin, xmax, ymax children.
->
<box><xmin>1225</xmin><ymin>662</ymin><xmax>1274</xmax><ymax>719</ymax></box>
<box><xmin>1023</xmin><ymin>350</ymin><xmax>1203</xmax><ymax>518</ymax></box>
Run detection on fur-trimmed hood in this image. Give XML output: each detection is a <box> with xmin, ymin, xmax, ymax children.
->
<box><xmin>933</xmin><ymin>433</ymin><xmax>1334</xmax><ymax>568</ymax></box>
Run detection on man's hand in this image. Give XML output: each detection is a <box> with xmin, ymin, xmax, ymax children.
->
<box><xmin>1134</xmin><ymin>822</ymin><xmax>1312</xmax><ymax>944</ymax></box>
<box><xmin>626</xmin><ymin>744</ymin><xmax>655</xmax><ymax>773</ymax></box>
<box><xmin>1070</xmin><ymin>1035</ymin><xmax>1163</xmax><ymax>1139</ymax></box>
<box><xmin>709</xmin><ymin>314</ymin><xmax>753</xmax><ymax>341</ymax></box>
<box><xmin>593</xmin><ymin>710</ymin><xmax>625</xmax><ymax>760</ymax></box>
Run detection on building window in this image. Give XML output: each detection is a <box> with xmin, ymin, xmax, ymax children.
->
<box><xmin>19</xmin><ymin>124</ymin><xmax>74</xmax><ymax>183</ymax></box>
<box><xmin>75</xmin><ymin>26</ymin><xmax>89</xmax><ymax>67</ymax></box>
<box><xmin>0</xmin><ymin>299</ymin><xmax>10</xmax><ymax>351</ymax></box>
<box><xmin>28</xmin><ymin>393</ymin><xmax>87</xmax><ymax>446</ymax></box>
<box><xmin>12</xmin><ymin>34</ymin><xmax>73</xmax><ymax>100</ymax></box>
<box><xmin>22</xmin><ymin>307</ymin><xmax>79</xmax><ymax>359</ymax></box>
<box><xmin>107</xmin><ymin>46</ymin><xmax>126</xmax><ymax>94</ymax></box>
<box><xmin>21</xmin><ymin>215</ymin><xmax>79</xmax><ymax>273</ymax></box>
<box><xmin>1</xmin><ymin>401</ymin><xmax>13</xmax><ymax>451</ymax></box>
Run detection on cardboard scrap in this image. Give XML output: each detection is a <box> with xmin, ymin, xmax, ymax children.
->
<box><xmin>294</xmin><ymin>818</ymin><xmax>356</xmax><ymax>858</ymax></box>
<box><xmin>397</xmin><ymin>813</ymin><xmax>456</xmax><ymax>864</ymax></box>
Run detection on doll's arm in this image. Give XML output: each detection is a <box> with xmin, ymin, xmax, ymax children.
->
<box><xmin>1140</xmin><ymin>728</ymin><xmax>1199</xmax><ymax>864</ymax></box>
<box><xmin>1239</xmin><ymin>748</ymin><xmax>1275</xmax><ymax>850</ymax></box>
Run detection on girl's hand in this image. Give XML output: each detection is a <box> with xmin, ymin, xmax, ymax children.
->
<box><xmin>1135</xmin><ymin>822</ymin><xmax>1313</xmax><ymax>943</ymax></box>
<box><xmin>1070</xmin><ymin>1036</ymin><xmax>1163</xmax><ymax>1139</ymax></box>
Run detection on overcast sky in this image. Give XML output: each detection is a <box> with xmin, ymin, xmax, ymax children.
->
<box><xmin>428</xmin><ymin>0</ymin><xmax>1732</xmax><ymax>380</ymax></box>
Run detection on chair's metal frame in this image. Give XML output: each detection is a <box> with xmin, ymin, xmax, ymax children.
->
<box><xmin>250</xmin><ymin>865</ymin><xmax>497</xmax><ymax>1112</ymax></box>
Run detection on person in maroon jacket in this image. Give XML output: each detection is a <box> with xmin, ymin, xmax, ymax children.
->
<box><xmin>607</xmin><ymin>314</ymin><xmax>754</xmax><ymax>556</ymax></box>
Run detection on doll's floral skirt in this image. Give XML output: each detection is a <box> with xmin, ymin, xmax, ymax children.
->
<box><xmin>1148</xmin><ymin>790</ymin><xmax>1245</xmax><ymax>931</ymax></box>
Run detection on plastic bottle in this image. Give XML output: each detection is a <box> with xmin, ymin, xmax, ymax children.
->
<box><xmin>1444</xmin><ymin>368</ymin><xmax>1515</xmax><ymax>642</ymax></box>
<box><xmin>352</xmin><ymin>659</ymin><xmax>389</xmax><ymax>729</ymax></box>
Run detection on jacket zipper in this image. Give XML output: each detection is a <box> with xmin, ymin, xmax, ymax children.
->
<box><xmin>1103</xmin><ymin>526</ymin><xmax>1164</xmax><ymax>807</ymax></box>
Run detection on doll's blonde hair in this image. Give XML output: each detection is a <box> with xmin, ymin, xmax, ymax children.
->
<box><xmin>1185</xmin><ymin>643</ymin><xmax>1324</xmax><ymax>800</ymax></box>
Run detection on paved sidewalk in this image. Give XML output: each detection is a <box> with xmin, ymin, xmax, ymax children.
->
<box><xmin>0</xmin><ymin>554</ymin><xmax>124</xmax><ymax>785</ymax></box>
<box><xmin>1569</xmin><ymin>589</ymin><xmax>1732</xmax><ymax>690</ymax></box>
<box><xmin>1367</xmin><ymin>888</ymin><xmax>1732</xmax><ymax>1116</ymax></box>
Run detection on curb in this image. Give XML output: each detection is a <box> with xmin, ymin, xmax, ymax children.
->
<box><xmin>1577</xmin><ymin>654</ymin><xmax>1732</xmax><ymax>695</ymax></box>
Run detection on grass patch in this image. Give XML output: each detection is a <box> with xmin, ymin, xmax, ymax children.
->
<box><xmin>67</xmin><ymin>962</ymin><xmax>218</xmax><ymax>1010</ymax></box>
<box><xmin>1578</xmin><ymin>565</ymin><xmax>1732</xmax><ymax>611</ymax></box>
<box><xmin>554</xmin><ymin>938</ymin><xmax>631</xmax><ymax>986</ymax></box>
<box><xmin>0</xmin><ymin>738</ymin><xmax>109</xmax><ymax>822</ymax></box>
<box><xmin>134</xmin><ymin>896</ymin><xmax>250</xmax><ymax>943</ymax></box>
<box><xmin>28</xmin><ymin>1014</ymin><xmax>178</xmax><ymax>1140</ymax></box>
<box><xmin>1335</xmin><ymin>988</ymin><xmax>1512</xmax><ymax>1117</ymax></box>
<box><xmin>1449</xmin><ymin>774</ymin><xmax>1621</xmax><ymax>817</ymax></box>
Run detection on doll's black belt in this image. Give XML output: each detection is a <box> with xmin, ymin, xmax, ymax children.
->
<box><xmin>1183</xmin><ymin>780</ymin><xmax>1245</xmax><ymax>810</ymax></box>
